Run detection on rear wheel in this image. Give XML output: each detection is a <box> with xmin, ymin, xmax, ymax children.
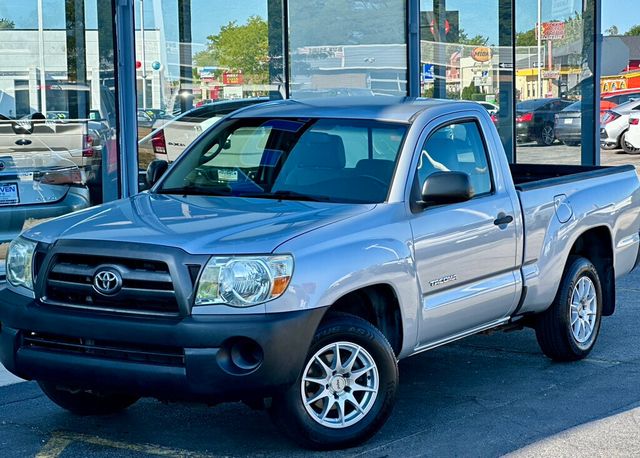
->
<box><xmin>38</xmin><ymin>381</ymin><xmax>139</xmax><ymax>416</ymax></box>
<box><xmin>535</xmin><ymin>256</ymin><xmax>603</xmax><ymax>361</ymax></box>
<box><xmin>621</xmin><ymin>131</ymin><xmax>640</xmax><ymax>154</ymax></box>
<box><xmin>537</xmin><ymin>124</ymin><xmax>555</xmax><ymax>146</ymax></box>
<box><xmin>269</xmin><ymin>314</ymin><xmax>398</xmax><ymax>450</ymax></box>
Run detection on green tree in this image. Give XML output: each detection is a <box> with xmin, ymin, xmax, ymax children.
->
<box><xmin>625</xmin><ymin>24</ymin><xmax>640</xmax><ymax>36</ymax></box>
<box><xmin>461</xmin><ymin>81</ymin><xmax>478</xmax><ymax>100</ymax></box>
<box><xmin>194</xmin><ymin>16</ymin><xmax>269</xmax><ymax>84</ymax></box>
<box><xmin>458</xmin><ymin>29</ymin><xmax>489</xmax><ymax>46</ymax></box>
<box><xmin>0</xmin><ymin>18</ymin><xmax>15</xmax><ymax>29</ymax></box>
<box><xmin>516</xmin><ymin>28</ymin><xmax>537</xmax><ymax>46</ymax></box>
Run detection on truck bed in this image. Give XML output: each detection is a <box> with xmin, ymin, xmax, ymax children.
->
<box><xmin>510</xmin><ymin>163</ymin><xmax>637</xmax><ymax>191</ymax></box>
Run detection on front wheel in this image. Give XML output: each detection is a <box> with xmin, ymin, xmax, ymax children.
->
<box><xmin>38</xmin><ymin>381</ymin><xmax>139</xmax><ymax>416</ymax></box>
<box><xmin>269</xmin><ymin>314</ymin><xmax>398</xmax><ymax>450</ymax></box>
<box><xmin>535</xmin><ymin>256</ymin><xmax>603</xmax><ymax>361</ymax></box>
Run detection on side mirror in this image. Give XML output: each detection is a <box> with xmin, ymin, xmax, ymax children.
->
<box><xmin>420</xmin><ymin>171</ymin><xmax>474</xmax><ymax>206</ymax></box>
<box><xmin>146</xmin><ymin>159</ymin><xmax>168</xmax><ymax>188</ymax></box>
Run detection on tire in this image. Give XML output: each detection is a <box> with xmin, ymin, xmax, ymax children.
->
<box><xmin>537</xmin><ymin>124</ymin><xmax>555</xmax><ymax>146</ymax></box>
<box><xmin>38</xmin><ymin>381</ymin><xmax>139</xmax><ymax>416</ymax></box>
<box><xmin>269</xmin><ymin>313</ymin><xmax>398</xmax><ymax>450</ymax></box>
<box><xmin>621</xmin><ymin>131</ymin><xmax>640</xmax><ymax>154</ymax></box>
<box><xmin>535</xmin><ymin>256</ymin><xmax>603</xmax><ymax>362</ymax></box>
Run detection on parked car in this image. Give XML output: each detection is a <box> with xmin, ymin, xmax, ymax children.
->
<box><xmin>600</xmin><ymin>98</ymin><xmax>640</xmax><ymax>153</ymax></box>
<box><xmin>554</xmin><ymin>101</ymin><xmax>582</xmax><ymax>146</ymax></box>
<box><xmin>136</xmin><ymin>110</ymin><xmax>154</xmax><ymax>129</ymax></box>
<box><xmin>0</xmin><ymin>152</ymin><xmax>90</xmax><ymax>243</ymax></box>
<box><xmin>600</xmin><ymin>89</ymin><xmax>640</xmax><ymax>114</ymax></box>
<box><xmin>479</xmin><ymin>101</ymin><xmax>499</xmax><ymax>115</ymax></box>
<box><xmin>624</xmin><ymin>112</ymin><xmax>640</xmax><ymax>152</ymax></box>
<box><xmin>142</xmin><ymin>98</ymin><xmax>270</xmax><ymax>162</ymax></box>
<box><xmin>3</xmin><ymin>97</ymin><xmax>640</xmax><ymax>450</ymax></box>
<box><xmin>516</xmin><ymin>98</ymin><xmax>573</xmax><ymax>146</ymax></box>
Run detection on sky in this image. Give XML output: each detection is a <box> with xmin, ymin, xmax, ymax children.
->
<box><xmin>0</xmin><ymin>0</ymin><xmax>636</xmax><ymax>47</ymax></box>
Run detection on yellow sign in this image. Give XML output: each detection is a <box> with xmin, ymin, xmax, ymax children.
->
<box><xmin>471</xmin><ymin>47</ymin><xmax>492</xmax><ymax>63</ymax></box>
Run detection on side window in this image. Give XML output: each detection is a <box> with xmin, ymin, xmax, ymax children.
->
<box><xmin>417</xmin><ymin>121</ymin><xmax>492</xmax><ymax>197</ymax></box>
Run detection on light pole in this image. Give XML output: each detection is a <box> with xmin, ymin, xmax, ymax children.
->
<box><xmin>537</xmin><ymin>0</ymin><xmax>542</xmax><ymax>98</ymax></box>
<box><xmin>37</xmin><ymin>0</ymin><xmax>46</xmax><ymax>115</ymax></box>
<box><xmin>140</xmin><ymin>0</ymin><xmax>147</xmax><ymax>110</ymax></box>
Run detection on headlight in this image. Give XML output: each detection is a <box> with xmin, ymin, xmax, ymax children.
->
<box><xmin>195</xmin><ymin>255</ymin><xmax>293</xmax><ymax>307</ymax></box>
<box><xmin>6</xmin><ymin>237</ymin><xmax>37</xmax><ymax>290</ymax></box>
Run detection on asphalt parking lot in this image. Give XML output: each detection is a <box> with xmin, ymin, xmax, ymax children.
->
<box><xmin>0</xmin><ymin>265</ymin><xmax>639</xmax><ymax>458</ymax></box>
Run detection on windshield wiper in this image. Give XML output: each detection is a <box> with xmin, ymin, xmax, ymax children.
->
<box><xmin>157</xmin><ymin>185</ymin><xmax>232</xmax><ymax>196</ymax></box>
<box><xmin>238</xmin><ymin>190</ymin><xmax>334</xmax><ymax>202</ymax></box>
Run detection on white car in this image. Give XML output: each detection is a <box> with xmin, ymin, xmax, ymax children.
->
<box><xmin>479</xmin><ymin>101</ymin><xmax>499</xmax><ymax>115</ymax></box>
<box><xmin>142</xmin><ymin>98</ymin><xmax>269</xmax><ymax>163</ymax></box>
<box><xmin>626</xmin><ymin>112</ymin><xmax>640</xmax><ymax>152</ymax></box>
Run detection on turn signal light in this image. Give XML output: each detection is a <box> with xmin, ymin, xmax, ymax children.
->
<box><xmin>630</xmin><ymin>118</ymin><xmax>640</xmax><ymax>126</ymax></box>
<box><xmin>151</xmin><ymin>130</ymin><xmax>167</xmax><ymax>154</ymax></box>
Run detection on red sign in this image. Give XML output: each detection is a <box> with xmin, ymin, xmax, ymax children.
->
<box><xmin>536</xmin><ymin>21</ymin><xmax>565</xmax><ymax>40</ymax></box>
<box><xmin>222</xmin><ymin>72</ymin><xmax>244</xmax><ymax>85</ymax></box>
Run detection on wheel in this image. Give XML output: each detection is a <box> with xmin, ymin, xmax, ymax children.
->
<box><xmin>535</xmin><ymin>256</ymin><xmax>603</xmax><ymax>362</ymax></box>
<box><xmin>537</xmin><ymin>124</ymin><xmax>555</xmax><ymax>146</ymax></box>
<box><xmin>269</xmin><ymin>314</ymin><xmax>398</xmax><ymax>450</ymax></box>
<box><xmin>562</xmin><ymin>141</ymin><xmax>580</xmax><ymax>147</ymax></box>
<box><xmin>621</xmin><ymin>131</ymin><xmax>640</xmax><ymax>154</ymax></box>
<box><xmin>38</xmin><ymin>381</ymin><xmax>139</xmax><ymax>415</ymax></box>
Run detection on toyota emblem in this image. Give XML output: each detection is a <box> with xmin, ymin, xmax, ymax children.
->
<box><xmin>0</xmin><ymin>161</ymin><xmax>4</xmax><ymax>171</ymax></box>
<box><xmin>93</xmin><ymin>268</ymin><xmax>123</xmax><ymax>295</ymax></box>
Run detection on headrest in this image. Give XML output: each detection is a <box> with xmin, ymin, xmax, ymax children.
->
<box><xmin>356</xmin><ymin>159</ymin><xmax>395</xmax><ymax>179</ymax></box>
<box><xmin>294</xmin><ymin>132</ymin><xmax>346</xmax><ymax>169</ymax></box>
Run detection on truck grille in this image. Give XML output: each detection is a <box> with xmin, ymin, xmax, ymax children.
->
<box><xmin>43</xmin><ymin>253</ymin><xmax>180</xmax><ymax>316</ymax></box>
<box><xmin>22</xmin><ymin>331</ymin><xmax>184</xmax><ymax>367</ymax></box>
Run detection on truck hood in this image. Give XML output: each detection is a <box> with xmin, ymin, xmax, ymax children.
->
<box><xmin>23</xmin><ymin>192</ymin><xmax>375</xmax><ymax>254</ymax></box>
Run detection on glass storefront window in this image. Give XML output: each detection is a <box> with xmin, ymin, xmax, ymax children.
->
<box><xmin>419</xmin><ymin>0</ymin><xmax>515</xmax><ymax>157</ymax></box>
<box><xmin>135</xmin><ymin>0</ymin><xmax>285</xmax><ymax>185</ymax></box>
<box><xmin>515</xmin><ymin>0</ymin><xmax>597</xmax><ymax>164</ymax></box>
<box><xmin>288</xmin><ymin>0</ymin><xmax>407</xmax><ymax>98</ymax></box>
<box><xmin>0</xmin><ymin>0</ymin><xmax>120</xmax><ymax>263</ymax></box>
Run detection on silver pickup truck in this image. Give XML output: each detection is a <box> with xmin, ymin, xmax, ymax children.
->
<box><xmin>2</xmin><ymin>98</ymin><xmax>640</xmax><ymax>450</ymax></box>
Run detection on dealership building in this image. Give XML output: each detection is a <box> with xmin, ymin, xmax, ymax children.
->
<box><xmin>0</xmin><ymin>0</ymin><xmax>614</xmax><ymax>256</ymax></box>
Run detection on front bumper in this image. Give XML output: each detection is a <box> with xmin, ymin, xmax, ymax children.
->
<box><xmin>0</xmin><ymin>288</ymin><xmax>326</xmax><ymax>402</ymax></box>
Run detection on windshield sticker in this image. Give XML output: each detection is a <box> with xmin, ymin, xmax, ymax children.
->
<box><xmin>218</xmin><ymin>169</ymin><xmax>239</xmax><ymax>182</ymax></box>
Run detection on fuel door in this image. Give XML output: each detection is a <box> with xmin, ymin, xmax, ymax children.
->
<box><xmin>554</xmin><ymin>194</ymin><xmax>573</xmax><ymax>223</ymax></box>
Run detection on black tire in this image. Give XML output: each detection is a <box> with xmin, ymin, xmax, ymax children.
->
<box><xmin>269</xmin><ymin>313</ymin><xmax>398</xmax><ymax>450</ymax></box>
<box><xmin>38</xmin><ymin>381</ymin><xmax>139</xmax><ymax>416</ymax></box>
<box><xmin>621</xmin><ymin>131</ymin><xmax>640</xmax><ymax>154</ymax></box>
<box><xmin>537</xmin><ymin>124</ymin><xmax>555</xmax><ymax>146</ymax></box>
<box><xmin>535</xmin><ymin>256</ymin><xmax>603</xmax><ymax>362</ymax></box>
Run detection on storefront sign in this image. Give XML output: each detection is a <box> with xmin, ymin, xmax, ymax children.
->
<box><xmin>471</xmin><ymin>47</ymin><xmax>492</xmax><ymax>63</ymax></box>
<box><xmin>222</xmin><ymin>72</ymin><xmax>244</xmax><ymax>85</ymax></box>
<box><xmin>537</xmin><ymin>22</ymin><xmax>565</xmax><ymax>40</ymax></box>
<box><xmin>542</xmin><ymin>70</ymin><xmax>560</xmax><ymax>79</ymax></box>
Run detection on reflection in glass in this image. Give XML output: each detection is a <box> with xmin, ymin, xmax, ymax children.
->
<box><xmin>134</xmin><ymin>0</ymin><xmax>285</xmax><ymax>186</ymax></box>
<box><xmin>288</xmin><ymin>0</ymin><xmax>407</xmax><ymax>98</ymax></box>
<box><xmin>0</xmin><ymin>0</ymin><xmax>119</xmax><ymax>261</ymax></box>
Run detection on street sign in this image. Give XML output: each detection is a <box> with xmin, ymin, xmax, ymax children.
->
<box><xmin>422</xmin><ymin>64</ymin><xmax>434</xmax><ymax>82</ymax></box>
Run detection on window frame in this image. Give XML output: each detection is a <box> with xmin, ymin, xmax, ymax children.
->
<box><xmin>410</xmin><ymin>117</ymin><xmax>496</xmax><ymax>212</ymax></box>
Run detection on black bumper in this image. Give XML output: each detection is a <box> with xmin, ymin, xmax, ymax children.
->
<box><xmin>0</xmin><ymin>288</ymin><xmax>327</xmax><ymax>402</ymax></box>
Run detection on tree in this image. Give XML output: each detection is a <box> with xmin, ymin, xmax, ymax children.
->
<box><xmin>0</xmin><ymin>18</ymin><xmax>15</xmax><ymax>29</ymax></box>
<box><xmin>461</xmin><ymin>81</ymin><xmax>478</xmax><ymax>100</ymax></box>
<box><xmin>458</xmin><ymin>28</ymin><xmax>489</xmax><ymax>46</ymax></box>
<box><xmin>605</xmin><ymin>25</ymin><xmax>619</xmax><ymax>36</ymax></box>
<box><xmin>516</xmin><ymin>28</ymin><xmax>537</xmax><ymax>46</ymax></box>
<box><xmin>625</xmin><ymin>24</ymin><xmax>640</xmax><ymax>36</ymax></box>
<box><xmin>194</xmin><ymin>16</ymin><xmax>269</xmax><ymax>84</ymax></box>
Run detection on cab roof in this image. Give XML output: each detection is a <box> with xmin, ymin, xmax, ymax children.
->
<box><xmin>230</xmin><ymin>96</ymin><xmax>482</xmax><ymax>124</ymax></box>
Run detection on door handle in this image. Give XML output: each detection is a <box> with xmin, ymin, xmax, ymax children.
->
<box><xmin>494</xmin><ymin>214</ymin><xmax>514</xmax><ymax>226</ymax></box>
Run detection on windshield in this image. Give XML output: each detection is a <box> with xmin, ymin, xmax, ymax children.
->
<box><xmin>157</xmin><ymin>118</ymin><xmax>408</xmax><ymax>203</ymax></box>
<box><xmin>516</xmin><ymin>99</ymin><xmax>549</xmax><ymax>112</ymax></box>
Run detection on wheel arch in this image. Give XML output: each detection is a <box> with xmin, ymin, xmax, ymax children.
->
<box><xmin>566</xmin><ymin>226</ymin><xmax>615</xmax><ymax>316</ymax></box>
<box><xmin>321</xmin><ymin>283</ymin><xmax>404</xmax><ymax>357</ymax></box>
